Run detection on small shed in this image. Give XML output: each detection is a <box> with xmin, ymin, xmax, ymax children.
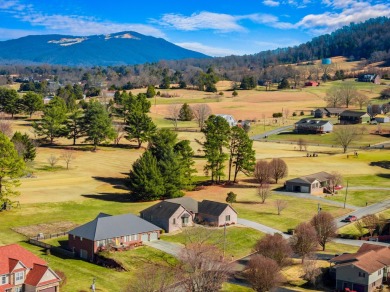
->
<box><xmin>305</xmin><ymin>81</ymin><xmax>319</xmax><ymax>87</ymax></box>
<box><xmin>375</xmin><ymin>114</ymin><xmax>390</xmax><ymax>123</ymax></box>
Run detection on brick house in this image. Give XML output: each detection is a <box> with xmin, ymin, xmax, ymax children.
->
<box><xmin>285</xmin><ymin>171</ymin><xmax>333</xmax><ymax>194</ymax></box>
<box><xmin>68</xmin><ymin>213</ymin><xmax>161</xmax><ymax>261</ymax></box>
<box><xmin>140</xmin><ymin>201</ymin><xmax>194</xmax><ymax>233</ymax></box>
<box><xmin>330</xmin><ymin>243</ymin><xmax>390</xmax><ymax>292</ymax></box>
<box><xmin>197</xmin><ymin>200</ymin><xmax>238</xmax><ymax>227</ymax></box>
<box><xmin>0</xmin><ymin>244</ymin><xmax>61</xmax><ymax>292</ymax></box>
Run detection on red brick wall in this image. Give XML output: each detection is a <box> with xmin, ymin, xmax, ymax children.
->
<box><xmin>68</xmin><ymin>234</ymin><xmax>95</xmax><ymax>261</ymax></box>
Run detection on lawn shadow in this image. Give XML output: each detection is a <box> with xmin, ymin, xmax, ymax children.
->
<box><xmin>377</xmin><ymin>173</ymin><xmax>390</xmax><ymax>179</ymax></box>
<box><xmin>82</xmin><ymin>193</ymin><xmax>133</xmax><ymax>203</ymax></box>
<box><xmin>92</xmin><ymin>176</ymin><xmax>128</xmax><ymax>191</ymax></box>
<box><xmin>236</xmin><ymin>200</ymin><xmax>259</xmax><ymax>204</ymax></box>
<box><xmin>370</xmin><ymin>161</ymin><xmax>390</xmax><ymax>169</ymax></box>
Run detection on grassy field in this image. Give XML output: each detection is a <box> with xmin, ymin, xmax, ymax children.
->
<box><xmin>161</xmin><ymin>226</ymin><xmax>263</xmax><ymax>259</ymax></box>
<box><xmin>325</xmin><ymin>189</ymin><xmax>390</xmax><ymax>207</ymax></box>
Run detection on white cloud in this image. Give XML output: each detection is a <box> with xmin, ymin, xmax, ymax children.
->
<box><xmin>263</xmin><ymin>0</ymin><xmax>280</xmax><ymax>7</ymax></box>
<box><xmin>159</xmin><ymin>12</ymin><xmax>245</xmax><ymax>32</ymax></box>
<box><xmin>296</xmin><ymin>2</ymin><xmax>390</xmax><ymax>33</ymax></box>
<box><xmin>175</xmin><ymin>42</ymin><xmax>240</xmax><ymax>57</ymax></box>
<box><xmin>0</xmin><ymin>0</ymin><xmax>165</xmax><ymax>38</ymax></box>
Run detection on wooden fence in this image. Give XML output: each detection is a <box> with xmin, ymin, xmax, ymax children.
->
<box><xmin>29</xmin><ymin>233</ymin><xmax>75</xmax><ymax>258</ymax></box>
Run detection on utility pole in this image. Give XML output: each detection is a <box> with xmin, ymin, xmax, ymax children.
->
<box><xmin>223</xmin><ymin>222</ymin><xmax>227</xmax><ymax>259</ymax></box>
<box><xmin>343</xmin><ymin>180</ymin><xmax>349</xmax><ymax>209</ymax></box>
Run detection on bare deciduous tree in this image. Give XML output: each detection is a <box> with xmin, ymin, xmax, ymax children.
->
<box><xmin>355</xmin><ymin>92</ymin><xmax>370</xmax><ymax>110</ymax></box>
<box><xmin>290</xmin><ymin>222</ymin><xmax>318</xmax><ymax>263</ymax></box>
<box><xmin>60</xmin><ymin>149</ymin><xmax>75</xmax><ymax>170</ymax></box>
<box><xmin>168</xmin><ymin>103</ymin><xmax>181</xmax><ymax>130</ymax></box>
<box><xmin>378</xmin><ymin>214</ymin><xmax>388</xmax><ymax>235</ymax></box>
<box><xmin>354</xmin><ymin>220</ymin><xmax>365</xmax><ymax>237</ymax></box>
<box><xmin>179</xmin><ymin>242</ymin><xmax>232</xmax><ymax>292</ymax></box>
<box><xmin>333</xmin><ymin>126</ymin><xmax>358</xmax><ymax>153</ymax></box>
<box><xmin>113</xmin><ymin>123</ymin><xmax>125</xmax><ymax>145</ymax></box>
<box><xmin>361</xmin><ymin>214</ymin><xmax>379</xmax><ymax>237</ymax></box>
<box><xmin>191</xmin><ymin>104</ymin><xmax>212</xmax><ymax>128</ymax></box>
<box><xmin>254</xmin><ymin>160</ymin><xmax>270</xmax><ymax>186</ymax></box>
<box><xmin>0</xmin><ymin>116</ymin><xmax>13</xmax><ymax>138</ymax></box>
<box><xmin>253</xmin><ymin>233</ymin><xmax>292</xmax><ymax>266</ymax></box>
<box><xmin>246</xmin><ymin>255</ymin><xmax>283</xmax><ymax>292</ymax></box>
<box><xmin>268</xmin><ymin>158</ymin><xmax>288</xmax><ymax>183</ymax></box>
<box><xmin>310</xmin><ymin>212</ymin><xmax>337</xmax><ymax>251</ymax></box>
<box><xmin>257</xmin><ymin>183</ymin><xmax>271</xmax><ymax>204</ymax></box>
<box><xmin>328</xmin><ymin>171</ymin><xmax>343</xmax><ymax>194</ymax></box>
<box><xmin>324</xmin><ymin>86</ymin><xmax>343</xmax><ymax>108</ymax></box>
<box><xmin>340</xmin><ymin>82</ymin><xmax>358</xmax><ymax>108</ymax></box>
<box><xmin>47</xmin><ymin>154</ymin><xmax>59</xmax><ymax>168</ymax></box>
<box><xmin>275</xmin><ymin>199</ymin><xmax>288</xmax><ymax>215</ymax></box>
<box><xmin>359</xmin><ymin>125</ymin><xmax>367</xmax><ymax>135</ymax></box>
<box><xmin>297</xmin><ymin>138</ymin><xmax>307</xmax><ymax>151</ymax></box>
<box><xmin>125</xmin><ymin>263</ymin><xmax>175</xmax><ymax>292</ymax></box>
<box><xmin>302</xmin><ymin>256</ymin><xmax>322</xmax><ymax>287</ymax></box>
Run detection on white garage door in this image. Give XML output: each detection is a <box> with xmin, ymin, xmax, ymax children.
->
<box><xmin>149</xmin><ymin>232</ymin><xmax>158</xmax><ymax>241</ymax></box>
<box><xmin>141</xmin><ymin>233</ymin><xmax>149</xmax><ymax>241</ymax></box>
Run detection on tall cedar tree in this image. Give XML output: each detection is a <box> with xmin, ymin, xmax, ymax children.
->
<box><xmin>22</xmin><ymin>92</ymin><xmax>44</xmax><ymax>118</ymax></box>
<box><xmin>228</xmin><ymin>126</ymin><xmax>255</xmax><ymax>183</ymax></box>
<box><xmin>202</xmin><ymin>115</ymin><xmax>230</xmax><ymax>183</ymax></box>
<box><xmin>33</xmin><ymin>96</ymin><xmax>68</xmax><ymax>144</ymax></box>
<box><xmin>174</xmin><ymin>140</ymin><xmax>196</xmax><ymax>188</ymax></box>
<box><xmin>127</xmin><ymin>151</ymin><xmax>165</xmax><ymax>201</ymax></box>
<box><xmin>66</xmin><ymin>109</ymin><xmax>85</xmax><ymax>145</ymax></box>
<box><xmin>146</xmin><ymin>85</ymin><xmax>156</xmax><ymax>98</ymax></box>
<box><xmin>11</xmin><ymin>131</ymin><xmax>36</xmax><ymax>162</ymax></box>
<box><xmin>310</xmin><ymin>212</ymin><xmax>337</xmax><ymax>251</ymax></box>
<box><xmin>83</xmin><ymin>100</ymin><xmax>115</xmax><ymax>150</ymax></box>
<box><xmin>179</xmin><ymin>103</ymin><xmax>194</xmax><ymax>121</ymax></box>
<box><xmin>0</xmin><ymin>133</ymin><xmax>25</xmax><ymax>205</ymax></box>
<box><xmin>149</xmin><ymin>129</ymin><xmax>184</xmax><ymax>198</ymax></box>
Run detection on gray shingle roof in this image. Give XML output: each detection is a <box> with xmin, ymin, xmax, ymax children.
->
<box><xmin>340</xmin><ymin>110</ymin><xmax>368</xmax><ymax>117</ymax></box>
<box><xmin>140</xmin><ymin>201</ymin><xmax>182</xmax><ymax>219</ymax></box>
<box><xmin>68</xmin><ymin>213</ymin><xmax>161</xmax><ymax>241</ymax></box>
<box><xmin>295</xmin><ymin>118</ymin><xmax>331</xmax><ymax>127</ymax></box>
<box><xmin>287</xmin><ymin>171</ymin><xmax>332</xmax><ymax>185</ymax></box>
<box><xmin>198</xmin><ymin>200</ymin><xmax>237</xmax><ymax>216</ymax></box>
<box><xmin>165</xmin><ymin>197</ymin><xmax>199</xmax><ymax>213</ymax></box>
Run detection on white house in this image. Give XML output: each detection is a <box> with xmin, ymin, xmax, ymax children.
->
<box><xmin>216</xmin><ymin>114</ymin><xmax>237</xmax><ymax>127</ymax></box>
<box><xmin>375</xmin><ymin>114</ymin><xmax>390</xmax><ymax>123</ymax></box>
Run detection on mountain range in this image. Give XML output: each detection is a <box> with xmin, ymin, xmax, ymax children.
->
<box><xmin>0</xmin><ymin>31</ymin><xmax>209</xmax><ymax>66</ymax></box>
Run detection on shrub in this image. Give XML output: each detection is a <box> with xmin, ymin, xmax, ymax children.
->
<box><xmin>272</xmin><ymin>112</ymin><xmax>283</xmax><ymax>118</ymax></box>
<box><xmin>300</xmin><ymin>111</ymin><xmax>305</xmax><ymax>116</ymax></box>
<box><xmin>292</xmin><ymin>112</ymin><xmax>297</xmax><ymax>116</ymax></box>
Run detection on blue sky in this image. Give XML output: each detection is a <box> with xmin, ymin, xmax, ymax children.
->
<box><xmin>0</xmin><ymin>0</ymin><xmax>389</xmax><ymax>56</ymax></box>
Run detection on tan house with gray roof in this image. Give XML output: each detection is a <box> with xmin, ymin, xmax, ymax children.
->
<box><xmin>285</xmin><ymin>171</ymin><xmax>332</xmax><ymax>194</ymax></box>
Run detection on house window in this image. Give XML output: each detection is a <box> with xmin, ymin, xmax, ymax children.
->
<box><xmin>15</xmin><ymin>271</ymin><xmax>24</xmax><ymax>281</ymax></box>
<box><xmin>226</xmin><ymin>215</ymin><xmax>230</xmax><ymax>221</ymax></box>
<box><xmin>359</xmin><ymin>272</ymin><xmax>365</xmax><ymax>278</ymax></box>
<box><xmin>1</xmin><ymin>275</ymin><xmax>8</xmax><ymax>285</ymax></box>
<box><xmin>378</xmin><ymin>269</ymin><xmax>382</xmax><ymax>275</ymax></box>
<box><xmin>173</xmin><ymin>218</ymin><xmax>176</xmax><ymax>225</ymax></box>
<box><xmin>80</xmin><ymin>236</ymin><xmax>83</xmax><ymax>241</ymax></box>
<box><xmin>132</xmin><ymin>234</ymin><xmax>138</xmax><ymax>241</ymax></box>
<box><xmin>15</xmin><ymin>287</ymin><xmax>22</xmax><ymax>292</ymax></box>
<box><xmin>182</xmin><ymin>217</ymin><xmax>189</xmax><ymax>224</ymax></box>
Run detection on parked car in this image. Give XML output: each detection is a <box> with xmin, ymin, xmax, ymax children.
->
<box><xmin>334</xmin><ymin>185</ymin><xmax>343</xmax><ymax>190</ymax></box>
<box><xmin>344</xmin><ymin>215</ymin><xmax>357</xmax><ymax>222</ymax></box>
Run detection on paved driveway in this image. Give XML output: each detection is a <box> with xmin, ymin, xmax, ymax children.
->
<box><xmin>143</xmin><ymin>240</ymin><xmax>184</xmax><ymax>258</ymax></box>
<box><xmin>238</xmin><ymin>218</ymin><xmax>290</xmax><ymax>239</ymax></box>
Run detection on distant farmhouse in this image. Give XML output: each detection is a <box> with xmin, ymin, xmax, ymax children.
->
<box><xmin>216</xmin><ymin>114</ymin><xmax>237</xmax><ymax>127</ymax></box>
<box><xmin>68</xmin><ymin>213</ymin><xmax>162</xmax><ymax>261</ymax></box>
<box><xmin>140</xmin><ymin>199</ymin><xmax>238</xmax><ymax>232</ymax></box>
<box><xmin>357</xmin><ymin>74</ymin><xmax>381</xmax><ymax>84</ymax></box>
<box><xmin>304</xmin><ymin>81</ymin><xmax>319</xmax><ymax>87</ymax></box>
<box><xmin>330</xmin><ymin>243</ymin><xmax>390</xmax><ymax>292</ymax></box>
<box><xmin>339</xmin><ymin>110</ymin><xmax>371</xmax><ymax>124</ymax></box>
<box><xmin>294</xmin><ymin>119</ymin><xmax>333</xmax><ymax>134</ymax></box>
<box><xmin>375</xmin><ymin>114</ymin><xmax>390</xmax><ymax>123</ymax></box>
<box><xmin>313</xmin><ymin>107</ymin><xmax>344</xmax><ymax>118</ymax></box>
<box><xmin>285</xmin><ymin>171</ymin><xmax>333</xmax><ymax>195</ymax></box>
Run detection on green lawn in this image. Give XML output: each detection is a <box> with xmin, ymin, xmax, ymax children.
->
<box><xmin>161</xmin><ymin>226</ymin><xmax>263</xmax><ymax>259</ymax></box>
<box><xmin>325</xmin><ymin>189</ymin><xmax>390</xmax><ymax>207</ymax></box>
<box><xmin>234</xmin><ymin>194</ymin><xmax>351</xmax><ymax>233</ymax></box>
<box><xmin>221</xmin><ymin>283</ymin><xmax>254</xmax><ymax>292</ymax></box>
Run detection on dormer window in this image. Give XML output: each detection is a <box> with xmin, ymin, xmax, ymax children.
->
<box><xmin>1</xmin><ymin>275</ymin><xmax>8</xmax><ymax>285</ymax></box>
<box><xmin>15</xmin><ymin>271</ymin><xmax>24</xmax><ymax>281</ymax></box>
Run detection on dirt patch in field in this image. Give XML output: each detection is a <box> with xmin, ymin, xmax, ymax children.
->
<box><xmin>12</xmin><ymin>221</ymin><xmax>77</xmax><ymax>237</ymax></box>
